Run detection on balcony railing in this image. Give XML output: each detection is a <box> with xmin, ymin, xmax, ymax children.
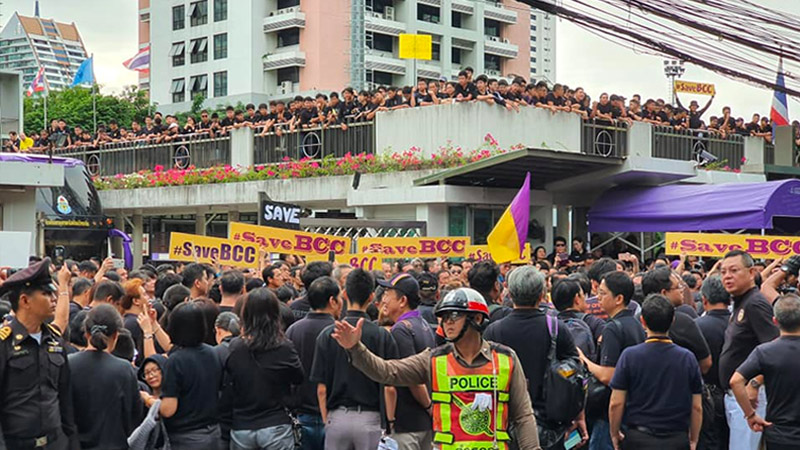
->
<box><xmin>58</xmin><ymin>135</ymin><xmax>231</xmax><ymax>176</ymax></box>
<box><xmin>253</xmin><ymin>122</ymin><xmax>375</xmax><ymax>165</ymax></box>
<box><xmin>652</xmin><ymin>126</ymin><xmax>745</xmax><ymax>169</ymax></box>
<box><xmin>581</xmin><ymin>120</ymin><xmax>629</xmax><ymax>158</ymax></box>
<box><xmin>263</xmin><ymin>6</ymin><xmax>305</xmax><ymax>32</ymax></box>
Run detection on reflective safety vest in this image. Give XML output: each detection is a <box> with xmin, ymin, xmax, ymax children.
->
<box><xmin>430</xmin><ymin>343</ymin><xmax>514</xmax><ymax>450</ymax></box>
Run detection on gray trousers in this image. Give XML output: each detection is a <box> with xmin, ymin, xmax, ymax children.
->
<box><xmin>168</xmin><ymin>424</ymin><xmax>222</xmax><ymax>450</ymax></box>
<box><xmin>230</xmin><ymin>424</ymin><xmax>294</xmax><ymax>450</ymax></box>
<box><xmin>392</xmin><ymin>430</ymin><xmax>433</xmax><ymax>450</ymax></box>
<box><xmin>324</xmin><ymin>408</ymin><xmax>382</xmax><ymax>450</ymax></box>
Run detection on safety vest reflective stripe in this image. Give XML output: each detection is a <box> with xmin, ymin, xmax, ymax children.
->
<box><xmin>438</xmin><ymin>441</ymin><xmax>509</xmax><ymax>450</ymax></box>
<box><xmin>497</xmin><ymin>352</ymin><xmax>511</xmax><ymax>391</ymax></box>
<box><xmin>497</xmin><ymin>392</ymin><xmax>509</xmax><ymax>402</ymax></box>
<box><xmin>434</xmin><ymin>432</ymin><xmax>455</xmax><ymax>444</ymax></box>
<box><xmin>432</xmin><ymin>392</ymin><xmax>451</xmax><ymax>403</ymax></box>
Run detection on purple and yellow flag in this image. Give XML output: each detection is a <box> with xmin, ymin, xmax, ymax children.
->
<box><xmin>487</xmin><ymin>173</ymin><xmax>531</xmax><ymax>263</ymax></box>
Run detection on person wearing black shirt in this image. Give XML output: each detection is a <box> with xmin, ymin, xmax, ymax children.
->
<box><xmin>732</xmin><ymin>293</ymin><xmax>800</xmax><ymax>450</ymax></box>
<box><xmin>244</xmin><ymin>104</ymin><xmax>258</xmax><ymax>124</ymax></box>
<box><xmin>286</xmin><ymin>276</ymin><xmax>340</xmax><ymax>450</ymax></box>
<box><xmin>225</xmin><ymin>288</ymin><xmax>304</xmax><ymax>449</ymax></box>
<box><xmin>290</xmin><ymin>261</ymin><xmax>333</xmax><ymax>320</ymax></box>
<box><xmin>579</xmin><ymin>272</ymin><xmax>646</xmax><ymax>450</ymax></box>
<box><xmin>69</xmin><ymin>305</ymin><xmax>143</xmax><ymax>450</ymax></box>
<box><xmin>695</xmin><ymin>276</ymin><xmax>732</xmax><ymax>450</ymax></box>
<box><xmin>592</xmin><ymin>93</ymin><xmax>615</xmax><ymax>124</ymax></box>
<box><xmin>298</xmin><ymin>97</ymin><xmax>319</xmax><ymax>129</ymax></box>
<box><xmin>121</xmin><ymin>278</ymin><xmax>147</xmax><ymax>367</ymax></box>
<box><xmin>107</xmin><ymin>120</ymin><xmax>122</xmax><ymax>140</ymax></box>
<box><xmin>154</xmin><ymin>302</ymin><xmax>223</xmax><ymax>450</ymax></box>
<box><xmin>745</xmin><ymin>114</ymin><xmax>761</xmax><ymax>135</ymax></box>
<box><xmin>718</xmin><ymin>250</ymin><xmax>779</xmax><ymax>450</ymax></box>
<box><xmin>220</xmin><ymin>107</ymin><xmax>236</xmax><ymax>130</ymax></box>
<box><xmin>545</xmin><ymin>83</ymin><xmax>571</xmax><ymax>112</ymax></box>
<box><xmin>255</xmin><ymin>103</ymin><xmax>270</xmax><ymax>125</ymax></box>
<box><xmin>677</xmin><ymin>96</ymin><xmax>714</xmax><ymax>130</ymax></box>
<box><xmin>485</xmin><ymin>267</ymin><xmax>585</xmax><ymax>449</ymax></box>
<box><xmin>310</xmin><ymin>270</ymin><xmax>398</xmax><ymax>450</ymax></box>
<box><xmin>641</xmin><ymin>267</ymin><xmax>712</xmax><ymax>374</ymax></box>
<box><xmin>454</xmin><ymin>70</ymin><xmax>477</xmax><ymax>101</ymax></box>
<box><xmin>609</xmin><ymin>295</ymin><xmax>703</xmax><ymax>450</ymax></box>
<box><xmin>3</xmin><ymin>131</ymin><xmax>21</xmax><ymax>152</ymax></box>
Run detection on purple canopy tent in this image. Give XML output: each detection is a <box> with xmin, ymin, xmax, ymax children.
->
<box><xmin>588</xmin><ymin>179</ymin><xmax>800</xmax><ymax>233</ymax></box>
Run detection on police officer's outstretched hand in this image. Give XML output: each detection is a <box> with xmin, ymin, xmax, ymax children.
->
<box><xmin>332</xmin><ymin>318</ymin><xmax>364</xmax><ymax>349</ymax></box>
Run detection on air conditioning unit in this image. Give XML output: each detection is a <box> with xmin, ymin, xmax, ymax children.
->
<box><xmin>280</xmin><ymin>81</ymin><xmax>293</xmax><ymax>94</ymax></box>
<box><xmin>384</xmin><ymin>6</ymin><xmax>395</xmax><ymax>20</ymax></box>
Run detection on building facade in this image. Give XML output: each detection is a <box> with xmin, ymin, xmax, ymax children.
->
<box><xmin>0</xmin><ymin>13</ymin><xmax>88</xmax><ymax>92</ymax></box>
<box><xmin>138</xmin><ymin>0</ymin><xmax>152</xmax><ymax>91</ymax></box>
<box><xmin>144</xmin><ymin>0</ymin><xmax>556</xmax><ymax>113</ymax></box>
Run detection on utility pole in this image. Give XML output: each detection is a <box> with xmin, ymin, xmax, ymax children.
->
<box><xmin>663</xmin><ymin>59</ymin><xmax>686</xmax><ymax>104</ymax></box>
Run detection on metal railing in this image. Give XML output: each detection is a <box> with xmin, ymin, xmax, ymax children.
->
<box><xmin>580</xmin><ymin>120</ymin><xmax>628</xmax><ymax>158</ymax></box>
<box><xmin>253</xmin><ymin>122</ymin><xmax>375</xmax><ymax>165</ymax></box>
<box><xmin>652</xmin><ymin>127</ymin><xmax>745</xmax><ymax>169</ymax></box>
<box><xmin>58</xmin><ymin>135</ymin><xmax>231</xmax><ymax>176</ymax></box>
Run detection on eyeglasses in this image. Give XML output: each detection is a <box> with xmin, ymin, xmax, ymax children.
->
<box><xmin>555</xmin><ymin>243</ymin><xmax>566</xmax><ymax>247</ymax></box>
<box><xmin>441</xmin><ymin>311</ymin><xmax>466</xmax><ymax>323</ymax></box>
<box><xmin>144</xmin><ymin>368</ymin><xmax>161</xmax><ymax>377</ymax></box>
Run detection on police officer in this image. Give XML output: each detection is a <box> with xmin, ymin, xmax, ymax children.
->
<box><xmin>0</xmin><ymin>257</ymin><xmax>80</xmax><ymax>450</ymax></box>
<box><xmin>330</xmin><ymin>287</ymin><xmax>541</xmax><ymax>450</ymax></box>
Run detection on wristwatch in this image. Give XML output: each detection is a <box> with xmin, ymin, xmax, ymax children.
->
<box><xmin>748</xmin><ymin>379</ymin><xmax>761</xmax><ymax>389</ymax></box>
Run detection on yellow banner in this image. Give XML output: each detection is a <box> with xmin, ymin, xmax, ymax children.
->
<box><xmin>674</xmin><ymin>80</ymin><xmax>716</xmax><ymax>96</ymax></box>
<box><xmin>229</xmin><ymin>222</ymin><xmax>351</xmax><ymax>257</ymax></box>
<box><xmin>665</xmin><ymin>232</ymin><xmax>800</xmax><ymax>259</ymax></box>
<box><xmin>358</xmin><ymin>236</ymin><xmax>470</xmax><ymax>258</ymax></box>
<box><xmin>399</xmin><ymin>34</ymin><xmax>432</xmax><ymax>60</ymax></box>
<box><xmin>465</xmin><ymin>243</ymin><xmax>532</xmax><ymax>264</ymax></box>
<box><xmin>337</xmin><ymin>254</ymin><xmax>384</xmax><ymax>271</ymax></box>
<box><xmin>168</xmin><ymin>232</ymin><xmax>259</xmax><ymax>268</ymax></box>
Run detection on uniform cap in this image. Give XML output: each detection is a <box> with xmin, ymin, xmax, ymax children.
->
<box><xmin>0</xmin><ymin>257</ymin><xmax>56</xmax><ymax>296</ymax></box>
<box><xmin>416</xmin><ymin>272</ymin><xmax>438</xmax><ymax>293</ymax></box>
<box><xmin>377</xmin><ymin>272</ymin><xmax>420</xmax><ymax>305</ymax></box>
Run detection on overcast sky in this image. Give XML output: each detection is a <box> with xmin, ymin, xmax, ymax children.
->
<box><xmin>2</xmin><ymin>0</ymin><xmax>798</xmax><ymax>119</ymax></box>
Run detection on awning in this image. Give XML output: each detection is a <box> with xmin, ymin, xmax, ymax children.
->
<box><xmin>587</xmin><ymin>179</ymin><xmax>800</xmax><ymax>232</ymax></box>
<box><xmin>413</xmin><ymin>148</ymin><xmax>623</xmax><ymax>190</ymax></box>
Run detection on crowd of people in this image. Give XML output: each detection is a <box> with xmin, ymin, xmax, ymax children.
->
<box><xmin>1</xmin><ymin>235</ymin><xmax>799</xmax><ymax>450</ymax></box>
<box><xmin>5</xmin><ymin>68</ymin><xmax>800</xmax><ymax>155</ymax></box>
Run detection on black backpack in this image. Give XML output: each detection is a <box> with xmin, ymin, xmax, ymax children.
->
<box><xmin>542</xmin><ymin>315</ymin><xmax>588</xmax><ymax>425</ymax></box>
<box><xmin>561</xmin><ymin>313</ymin><xmax>596</xmax><ymax>363</ymax></box>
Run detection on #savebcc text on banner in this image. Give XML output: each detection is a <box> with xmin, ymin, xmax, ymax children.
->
<box><xmin>169</xmin><ymin>232</ymin><xmax>259</xmax><ymax>268</ymax></box>
<box><xmin>666</xmin><ymin>232</ymin><xmax>800</xmax><ymax>259</ymax></box>
<box><xmin>465</xmin><ymin>243</ymin><xmax>531</xmax><ymax>264</ymax></box>
<box><xmin>358</xmin><ymin>237</ymin><xmax>471</xmax><ymax>258</ymax></box>
<box><xmin>229</xmin><ymin>222</ymin><xmax>351</xmax><ymax>257</ymax></box>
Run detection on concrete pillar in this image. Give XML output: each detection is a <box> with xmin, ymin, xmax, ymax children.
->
<box><xmin>112</xmin><ymin>213</ymin><xmax>126</xmax><ymax>258</ymax></box>
<box><xmin>195</xmin><ymin>211</ymin><xmax>206</xmax><ymax>236</ymax></box>
<box><xmin>555</xmin><ymin>206</ymin><xmax>570</xmax><ymax>242</ymax></box>
<box><xmin>228</xmin><ymin>210</ymin><xmax>240</xmax><ymax>225</ymax></box>
<box><xmin>416</xmin><ymin>204</ymin><xmax>448</xmax><ymax>237</ymax></box>
<box><xmin>741</xmin><ymin>136</ymin><xmax>766</xmax><ymax>173</ymax></box>
<box><xmin>775</xmin><ymin>125</ymin><xmax>794</xmax><ymax>167</ymax></box>
<box><xmin>627</xmin><ymin>121</ymin><xmax>653</xmax><ymax>158</ymax></box>
<box><xmin>230</xmin><ymin>127</ymin><xmax>255</xmax><ymax>168</ymax></box>
<box><xmin>132</xmin><ymin>214</ymin><xmax>143</xmax><ymax>269</ymax></box>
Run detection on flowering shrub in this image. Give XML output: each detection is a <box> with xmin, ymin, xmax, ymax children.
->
<box><xmin>703</xmin><ymin>158</ymin><xmax>742</xmax><ymax>173</ymax></box>
<box><xmin>94</xmin><ymin>134</ymin><xmax>523</xmax><ymax>190</ymax></box>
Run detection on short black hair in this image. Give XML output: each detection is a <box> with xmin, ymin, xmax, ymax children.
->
<box><xmin>181</xmin><ymin>263</ymin><xmax>206</xmax><ymax>289</ymax></box>
<box><xmin>602</xmin><ymin>271</ymin><xmax>634</xmax><ymax>306</ymax></box>
<box><xmin>567</xmin><ymin>273</ymin><xmax>591</xmax><ymax>298</ymax></box>
<box><xmin>78</xmin><ymin>260</ymin><xmax>98</xmax><ymax>274</ymax></box>
<box><xmin>641</xmin><ymin>294</ymin><xmax>674</xmax><ymax>333</ymax></box>
<box><xmin>467</xmin><ymin>261</ymin><xmax>499</xmax><ymax>297</ymax></box>
<box><xmin>458</xmin><ymin>70</ymin><xmax>468</xmax><ymax>78</ymax></box>
<box><xmin>92</xmin><ymin>280</ymin><xmax>125</xmax><ymax>304</ymax></box>
<box><xmin>163</xmin><ymin>284</ymin><xmax>191</xmax><ymax>311</ymax></box>
<box><xmin>155</xmin><ymin>273</ymin><xmax>182</xmax><ymax>300</ymax></box>
<box><xmin>588</xmin><ymin>257</ymin><xmax>618</xmax><ymax>283</ymax></box>
<box><xmin>111</xmin><ymin>328</ymin><xmax>135</xmax><ymax>362</ymax></box>
<box><xmin>723</xmin><ymin>249</ymin><xmax>755</xmax><ymax>268</ymax></box>
<box><xmin>308</xmin><ymin>276</ymin><xmax>340</xmax><ymax>311</ymax></box>
<box><xmin>276</xmin><ymin>285</ymin><xmax>294</xmax><ymax>303</ymax></box>
<box><xmin>552</xmin><ymin>278</ymin><xmax>582</xmax><ymax>312</ymax></box>
<box><xmin>220</xmin><ymin>270</ymin><xmax>244</xmax><ymax>295</ymax></box>
<box><xmin>301</xmin><ymin>261</ymin><xmax>333</xmax><ymax>289</ymax></box>
<box><xmin>345</xmin><ymin>269</ymin><xmax>375</xmax><ymax>307</ymax></box>
<box><xmin>167</xmin><ymin>302</ymin><xmax>207</xmax><ymax>347</ymax></box>
<box><xmin>72</xmin><ymin>278</ymin><xmax>93</xmax><ymax>297</ymax></box>
<box><xmin>262</xmin><ymin>265</ymin><xmax>281</xmax><ymax>283</ymax></box>
<box><xmin>681</xmin><ymin>273</ymin><xmax>697</xmax><ymax>289</ymax></box>
<box><xmin>245</xmin><ymin>278</ymin><xmax>265</xmax><ymax>292</ymax></box>
<box><xmin>641</xmin><ymin>266</ymin><xmax>673</xmax><ymax>297</ymax></box>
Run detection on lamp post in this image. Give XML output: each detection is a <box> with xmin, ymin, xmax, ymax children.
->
<box><xmin>663</xmin><ymin>59</ymin><xmax>686</xmax><ymax>104</ymax></box>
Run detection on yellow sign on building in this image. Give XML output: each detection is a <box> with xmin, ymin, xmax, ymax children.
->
<box><xmin>399</xmin><ymin>34</ymin><xmax>432</xmax><ymax>60</ymax></box>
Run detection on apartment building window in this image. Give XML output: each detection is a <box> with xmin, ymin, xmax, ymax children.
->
<box><xmin>531</xmin><ymin>36</ymin><xmax>536</xmax><ymax>42</ymax></box>
<box><xmin>530</xmin><ymin>24</ymin><xmax>537</xmax><ymax>31</ymax></box>
<box><xmin>367</xmin><ymin>71</ymin><xmax>392</xmax><ymax>86</ymax></box>
<box><xmin>190</xmin><ymin>0</ymin><xmax>208</xmax><ymax>27</ymax></box>
<box><xmin>451</xmin><ymin>48</ymin><xmax>461</xmax><ymax>64</ymax></box>
<box><xmin>172</xmin><ymin>5</ymin><xmax>185</xmax><ymax>30</ymax></box>
<box><xmin>484</xmin><ymin>54</ymin><xmax>500</xmax><ymax>72</ymax></box>
<box><xmin>214</xmin><ymin>0</ymin><xmax>228</xmax><ymax>22</ymax></box>
<box><xmin>531</xmin><ymin>46</ymin><xmax>536</xmax><ymax>52</ymax></box>
<box><xmin>214</xmin><ymin>33</ymin><xmax>227</xmax><ymax>59</ymax></box>
<box><xmin>485</xmin><ymin>19</ymin><xmax>500</xmax><ymax>37</ymax></box>
<box><xmin>213</xmin><ymin>71</ymin><xmax>227</xmax><ymax>97</ymax></box>
<box><xmin>169</xmin><ymin>41</ymin><xmax>186</xmax><ymax>66</ymax></box>
<box><xmin>277</xmin><ymin>67</ymin><xmax>299</xmax><ymax>84</ymax></box>
<box><xmin>190</xmin><ymin>37</ymin><xmax>208</xmax><ymax>63</ymax></box>
<box><xmin>190</xmin><ymin>74</ymin><xmax>208</xmax><ymax>99</ymax></box>
<box><xmin>452</xmin><ymin>11</ymin><xmax>462</xmax><ymax>28</ymax></box>
<box><xmin>277</xmin><ymin>29</ymin><xmax>300</xmax><ymax>47</ymax></box>
<box><xmin>171</xmin><ymin>78</ymin><xmax>185</xmax><ymax>103</ymax></box>
<box><xmin>531</xmin><ymin>67</ymin><xmax>537</xmax><ymax>74</ymax></box>
<box><xmin>417</xmin><ymin>5</ymin><xmax>440</xmax><ymax>23</ymax></box>
<box><xmin>369</xmin><ymin>33</ymin><xmax>393</xmax><ymax>53</ymax></box>
<box><xmin>277</xmin><ymin>0</ymin><xmax>300</xmax><ymax>8</ymax></box>
<box><xmin>432</xmin><ymin>43</ymin><xmax>440</xmax><ymax>61</ymax></box>
<box><xmin>530</xmin><ymin>56</ymin><xmax>536</xmax><ymax>63</ymax></box>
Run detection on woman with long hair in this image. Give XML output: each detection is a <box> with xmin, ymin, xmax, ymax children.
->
<box><xmin>156</xmin><ymin>302</ymin><xmax>223</xmax><ymax>449</ymax></box>
<box><xmin>68</xmin><ymin>304</ymin><xmax>143</xmax><ymax>450</ymax></box>
<box><xmin>225</xmin><ymin>288</ymin><xmax>304</xmax><ymax>450</ymax></box>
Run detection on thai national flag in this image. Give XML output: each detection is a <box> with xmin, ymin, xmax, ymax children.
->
<box><xmin>26</xmin><ymin>66</ymin><xmax>45</xmax><ymax>97</ymax></box>
<box><xmin>123</xmin><ymin>46</ymin><xmax>150</xmax><ymax>74</ymax></box>
<box><xmin>770</xmin><ymin>57</ymin><xmax>789</xmax><ymax>127</ymax></box>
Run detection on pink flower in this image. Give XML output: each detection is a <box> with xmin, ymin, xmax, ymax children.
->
<box><xmin>154</xmin><ymin>165</ymin><xmax>164</xmax><ymax>172</ymax></box>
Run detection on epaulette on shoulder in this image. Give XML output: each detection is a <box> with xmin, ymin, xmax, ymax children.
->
<box><xmin>45</xmin><ymin>323</ymin><xmax>62</xmax><ymax>337</ymax></box>
<box><xmin>0</xmin><ymin>326</ymin><xmax>11</xmax><ymax>341</ymax></box>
